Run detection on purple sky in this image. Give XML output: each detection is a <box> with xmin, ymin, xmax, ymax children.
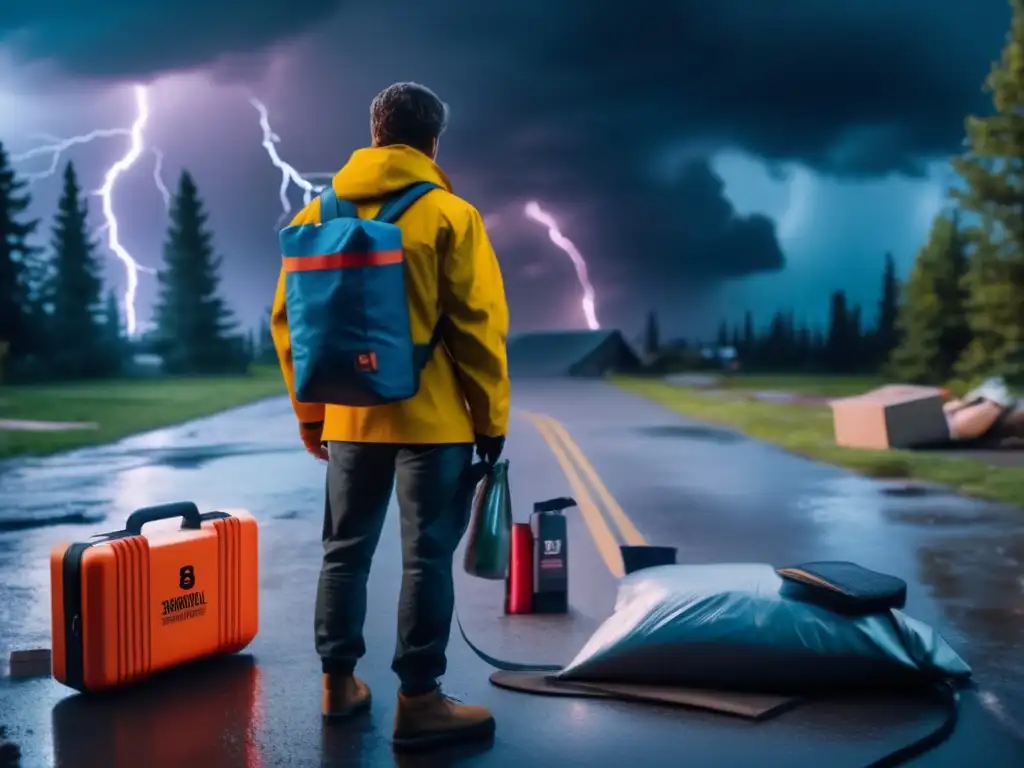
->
<box><xmin>0</xmin><ymin>1</ymin><xmax>1011</xmax><ymax>340</ymax></box>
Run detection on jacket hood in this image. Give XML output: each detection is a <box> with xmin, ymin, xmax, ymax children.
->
<box><xmin>331</xmin><ymin>145</ymin><xmax>452</xmax><ymax>199</ymax></box>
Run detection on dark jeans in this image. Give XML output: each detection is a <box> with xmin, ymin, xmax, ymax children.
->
<box><xmin>315</xmin><ymin>441</ymin><xmax>474</xmax><ymax>694</ymax></box>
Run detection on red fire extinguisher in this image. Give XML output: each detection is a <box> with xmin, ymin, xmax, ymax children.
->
<box><xmin>505</xmin><ymin>523</ymin><xmax>534</xmax><ymax>615</ymax></box>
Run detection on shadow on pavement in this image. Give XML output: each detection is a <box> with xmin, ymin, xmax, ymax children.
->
<box><xmin>322</xmin><ymin>719</ymin><xmax>495</xmax><ymax>768</ymax></box>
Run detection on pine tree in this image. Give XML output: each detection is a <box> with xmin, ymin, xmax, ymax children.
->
<box><xmin>951</xmin><ymin>1</ymin><xmax>1024</xmax><ymax>383</ymax></box>
<box><xmin>0</xmin><ymin>142</ymin><xmax>40</xmax><ymax>361</ymax></box>
<box><xmin>826</xmin><ymin>290</ymin><xmax>850</xmax><ymax>371</ymax></box>
<box><xmin>716</xmin><ymin>320</ymin><xmax>728</xmax><ymax>347</ymax></box>
<box><xmin>100</xmin><ymin>290</ymin><xmax>126</xmax><ymax>374</ymax></box>
<box><xmin>874</xmin><ymin>252</ymin><xmax>900</xmax><ymax>367</ymax></box>
<box><xmin>153</xmin><ymin>171</ymin><xmax>239</xmax><ymax>374</ymax></box>
<box><xmin>256</xmin><ymin>308</ymin><xmax>277</xmax><ymax>364</ymax></box>
<box><xmin>643</xmin><ymin>310</ymin><xmax>660</xmax><ymax>356</ymax></box>
<box><xmin>48</xmin><ymin>162</ymin><xmax>107</xmax><ymax>378</ymax></box>
<box><xmin>888</xmin><ymin>214</ymin><xmax>971</xmax><ymax>383</ymax></box>
<box><xmin>742</xmin><ymin>311</ymin><xmax>755</xmax><ymax>349</ymax></box>
<box><xmin>796</xmin><ymin>320</ymin><xmax>811</xmax><ymax>367</ymax></box>
<box><xmin>847</xmin><ymin>303</ymin><xmax>863</xmax><ymax>371</ymax></box>
<box><xmin>807</xmin><ymin>327</ymin><xmax>825</xmax><ymax>369</ymax></box>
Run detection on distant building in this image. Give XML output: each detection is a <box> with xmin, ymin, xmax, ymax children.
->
<box><xmin>507</xmin><ymin>329</ymin><xmax>642</xmax><ymax>378</ymax></box>
<box><xmin>698</xmin><ymin>345</ymin><xmax>741</xmax><ymax>371</ymax></box>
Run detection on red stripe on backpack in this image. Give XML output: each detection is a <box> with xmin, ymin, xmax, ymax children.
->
<box><xmin>282</xmin><ymin>249</ymin><xmax>404</xmax><ymax>272</ymax></box>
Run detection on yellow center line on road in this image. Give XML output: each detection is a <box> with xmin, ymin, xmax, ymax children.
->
<box><xmin>520</xmin><ymin>411</ymin><xmax>625</xmax><ymax>578</ymax></box>
<box><xmin>537</xmin><ymin>415</ymin><xmax>648</xmax><ymax>547</ymax></box>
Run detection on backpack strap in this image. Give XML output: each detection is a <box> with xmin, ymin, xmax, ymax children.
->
<box><xmin>318</xmin><ymin>185</ymin><xmax>358</xmax><ymax>222</ymax></box>
<box><xmin>319</xmin><ymin>181</ymin><xmax>442</xmax><ymax>371</ymax></box>
<box><xmin>374</xmin><ymin>182</ymin><xmax>441</xmax><ymax>224</ymax></box>
<box><xmin>413</xmin><ymin>319</ymin><xmax>445</xmax><ymax>372</ymax></box>
<box><xmin>376</xmin><ymin>181</ymin><xmax>444</xmax><ymax>371</ymax></box>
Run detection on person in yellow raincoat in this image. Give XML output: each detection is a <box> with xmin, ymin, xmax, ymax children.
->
<box><xmin>270</xmin><ymin>82</ymin><xmax>509</xmax><ymax>752</ymax></box>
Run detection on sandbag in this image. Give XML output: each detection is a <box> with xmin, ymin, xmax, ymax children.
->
<box><xmin>556</xmin><ymin>563</ymin><xmax>971</xmax><ymax>694</ymax></box>
<box><xmin>462</xmin><ymin>460</ymin><xmax>513</xmax><ymax>580</ymax></box>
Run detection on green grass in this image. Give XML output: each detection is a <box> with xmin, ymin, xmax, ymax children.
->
<box><xmin>0</xmin><ymin>366</ymin><xmax>286</xmax><ymax>459</ymax></box>
<box><xmin>712</xmin><ymin>373</ymin><xmax>885</xmax><ymax>398</ymax></box>
<box><xmin>615</xmin><ymin>375</ymin><xmax>1024</xmax><ymax>509</ymax></box>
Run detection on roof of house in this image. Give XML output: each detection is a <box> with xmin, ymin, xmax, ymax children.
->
<box><xmin>507</xmin><ymin>329</ymin><xmax>635</xmax><ymax>377</ymax></box>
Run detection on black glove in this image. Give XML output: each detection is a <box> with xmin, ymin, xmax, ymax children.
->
<box><xmin>475</xmin><ymin>434</ymin><xmax>505</xmax><ymax>465</ymax></box>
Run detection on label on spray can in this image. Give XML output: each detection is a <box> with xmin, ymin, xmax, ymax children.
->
<box><xmin>531</xmin><ymin>511</ymin><xmax>568</xmax><ymax>597</ymax></box>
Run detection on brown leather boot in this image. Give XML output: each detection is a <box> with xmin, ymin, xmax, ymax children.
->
<box><xmin>392</xmin><ymin>689</ymin><xmax>495</xmax><ymax>751</ymax></box>
<box><xmin>322</xmin><ymin>674</ymin><xmax>372</xmax><ymax>719</ymax></box>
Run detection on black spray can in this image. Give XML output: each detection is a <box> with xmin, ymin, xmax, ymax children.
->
<box><xmin>530</xmin><ymin>497</ymin><xmax>576</xmax><ymax>614</ymax></box>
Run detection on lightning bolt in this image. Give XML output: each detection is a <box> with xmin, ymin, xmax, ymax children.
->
<box><xmin>12</xmin><ymin>129</ymin><xmax>131</xmax><ymax>182</ymax></box>
<box><xmin>152</xmin><ymin>148</ymin><xmax>172</xmax><ymax>210</ymax></box>
<box><xmin>249</xmin><ymin>98</ymin><xmax>332</xmax><ymax>226</ymax></box>
<box><xmin>94</xmin><ymin>84</ymin><xmax>152</xmax><ymax>337</ymax></box>
<box><xmin>11</xmin><ymin>85</ymin><xmax>164</xmax><ymax>337</ymax></box>
<box><xmin>524</xmin><ymin>201</ymin><xmax>601</xmax><ymax>330</ymax></box>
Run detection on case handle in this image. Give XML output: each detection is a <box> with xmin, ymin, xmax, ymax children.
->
<box><xmin>125</xmin><ymin>502</ymin><xmax>202</xmax><ymax>535</ymax></box>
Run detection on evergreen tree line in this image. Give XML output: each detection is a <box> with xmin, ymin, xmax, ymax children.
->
<box><xmin>640</xmin><ymin>252</ymin><xmax>903</xmax><ymax>375</ymax></box>
<box><xmin>715</xmin><ymin>253</ymin><xmax>901</xmax><ymax>376</ymax></box>
<box><xmin>645</xmin><ymin>0</ymin><xmax>1024</xmax><ymax>387</ymax></box>
<box><xmin>648</xmin><ymin>198</ymin><xmax>1016</xmax><ymax>386</ymax></box>
<box><xmin>0</xmin><ymin>148</ymin><xmax>249</xmax><ymax>382</ymax></box>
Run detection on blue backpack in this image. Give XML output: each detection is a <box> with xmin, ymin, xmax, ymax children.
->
<box><xmin>278</xmin><ymin>181</ymin><xmax>442</xmax><ymax>406</ymax></box>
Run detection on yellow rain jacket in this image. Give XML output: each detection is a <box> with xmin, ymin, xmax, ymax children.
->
<box><xmin>270</xmin><ymin>145</ymin><xmax>510</xmax><ymax>444</ymax></box>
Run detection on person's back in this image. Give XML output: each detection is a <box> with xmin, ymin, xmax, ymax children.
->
<box><xmin>270</xmin><ymin>82</ymin><xmax>510</xmax><ymax>753</ymax></box>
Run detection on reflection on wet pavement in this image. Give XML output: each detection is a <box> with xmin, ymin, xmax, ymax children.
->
<box><xmin>530</xmin><ymin>379</ymin><xmax>1024</xmax><ymax>735</ymax></box>
<box><xmin>790</xmin><ymin>470</ymin><xmax>1024</xmax><ymax>734</ymax></box>
<box><xmin>0</xmin><ymin>397</ymin><xmax>317</xmax><ymax>665</ymax></box>
<box><xmin>0</xmin><ymin>398</ymin><xmax>303</xmax><ymax>531</ymax></box>
<box><xmin>48</xmin><ymin>656</ymin><xmax>263</xmax><ymax>768</ymax></box>
<box><xmin>2</xmin><ymin>383</ymin><xmax>1024</xmax><ymax>759</ymax></box>
<box><xmin>918</xmin><ymin>531</ymin><xmax>1024</xmax><ymax>730</ymax></box>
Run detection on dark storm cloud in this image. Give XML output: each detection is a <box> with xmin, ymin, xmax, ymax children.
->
<box><xmin>0</xmin><ymin>0</ymin><xmax>346</xmax><ymax>78</ymax></box>
<box><xmin>6</xmin><ymin>0</ymin><xmax>1005</xmax><ymax>172</ymax></box>
<box><xmin>398</xmin><ymin>0</ymin><xmax>1008</xmax><ymax>284</ymax></box>
<box><xmin>433</xmin><ymin>0</ymin><xmax>1009</xmax><ymax>178</ymax></box>
<box><xmin>1</xmin><ymin>0</ymin><xmax>1010</xmax><ymax>295</ymax></box>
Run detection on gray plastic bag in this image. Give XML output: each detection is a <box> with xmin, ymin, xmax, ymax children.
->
<box><xmin>556</xmin><ymin>563</ymin><xmax>971</xmax><ymax>693</ymax></box>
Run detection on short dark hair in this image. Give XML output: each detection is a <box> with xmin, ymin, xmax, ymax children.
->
<box><xmin>370</xmin><ymin>82</ymin><xmax>449</xmax><ymax>155</ymax></box>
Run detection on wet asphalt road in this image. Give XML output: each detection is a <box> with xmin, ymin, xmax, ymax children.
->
<box><xmin>1</xmin><ymin>380</ymin><xmax>1023</xmax><ymax>767</ymax></box>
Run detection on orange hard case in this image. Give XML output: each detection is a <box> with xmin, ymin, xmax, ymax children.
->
<box><xmin>50</xmin><ymin>502</ymin><xmax>259</xmax><ymax>693</ymax></box>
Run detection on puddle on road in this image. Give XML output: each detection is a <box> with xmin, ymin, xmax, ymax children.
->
<box><xmin>917</xmin><ymin>532</ymin><xmax>1024</xmax><ymax>734</ymax></box>
<box><xmin>633</xmin><ymin>424</ymin><xmax>743</xmax><ymax>443</ymax></box>
<box><xmin>0</xmin><ymin>512</ymin><xmax>104</xmax><ymax>534</ymax></box>
<box><xmin>0</xmin><ymin>442</ymin><xmax>304</xmax><ymax>530</ymax></box>
<box><xmin>889</xmin><ymin>506</ymin><xmax>1006</xmax><ymax>527</ymax></box>
<box><xmin>917</xmin><ymin>535</ymin><xmax>1024</xmax><ymax>651</ymax></box>
<box><xmin>795</xmin><ymin>475</ymin><xmax>1024</xmax><ymax>723</ymax></box>
<box><xmin>878</xmin><ymin>483</ymin><xmax>941</xmax><ymax>498</ymax></box>
<box><xmin>137</xmin><ymin>443</ymin><xmax>297</xmax><ymax>470</ymax></box>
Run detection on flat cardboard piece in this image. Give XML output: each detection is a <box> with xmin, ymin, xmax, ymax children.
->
<box><xmin>829</xmin><ymin>385</ymin><xmax>948</xmax><ymax>449</ymax></box>
<box><xmin>489</xmin><ymin>670</ymin><xmax>799</xmax><ymax>721</ymax></box>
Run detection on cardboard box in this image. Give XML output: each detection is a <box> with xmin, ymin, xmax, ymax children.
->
<box><xmin>830</xmin><ymin>385</ymin><xmax>949</xmax><ymax>449</ymax></box>
<box><xmin>8</xmin><ymin>648</ymin><xmax>51</xmax><ymax>679</ymax></box>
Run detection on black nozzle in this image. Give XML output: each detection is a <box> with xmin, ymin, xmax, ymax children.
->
<box><xmin>533</xmin><ymin>497</ymin><xmax>577</xmax><ymax>514</ymax></box>
<box><xmin>620</xmin><ymin>545</ymin><xmax>677</xmax><ymax>575</ymax></box>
